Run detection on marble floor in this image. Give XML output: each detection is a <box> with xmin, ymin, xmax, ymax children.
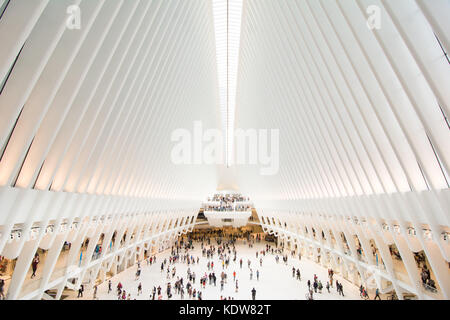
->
<box><xmin>66</xmin><ymin>240</ymin><xmax>362</xmax><ymax>300</ymax></box>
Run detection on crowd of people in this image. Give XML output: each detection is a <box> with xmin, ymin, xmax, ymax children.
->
<box><xmin>204</xmin><ymin>204</ymin><xmax>235</xmax><ymax>212</ymax></box>
<box><xmin>208</xmin><ymin>194</ymin><xmax>249</xmax><ymax>203</ymax></box>
<box><xmin>104</xmin><ymin>236</ymin><xmax>251</xmax><ymax>300</ymax></box>
<box><xmin>421</xmin><ymin>266</ymin><xmax>437</xmax><ymax>291</ymax></box>
<box><xmin>73</xmin><ymin>230</ymin><xmax>391</xmax><ymax>301</ymax></box>
<box><xmin>203</xmin><ymin>204</ymin><xmax>252</xmax><ymax>212</ymax></box>
<box><xmin>81</xmin><ymin>233</ymin><xmax>269</xmax><ymax>301</ymax></box>
<box><xmin>413</xmin><ymin>252</ymin><xmax>437</xmax><ymax>292</ymax></box>
<box><xmin>204</xmin><ymin>193</ymin><xmax>252</xmax><ymax>213</ymax></box>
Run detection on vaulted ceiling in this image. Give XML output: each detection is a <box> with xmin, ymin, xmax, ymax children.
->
<box><xmin>0</xmin><ymin>0</ymin><xmax>220</xmax><ymax>201</ymax></box>
<box><xmin>0</xmin><ymin>0</ymin><xmax>449</xmax><ymax>212</ymax></box>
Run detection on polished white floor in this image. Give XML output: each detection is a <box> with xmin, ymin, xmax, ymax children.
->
<box><xmin>67</xmin><ymin>240</ymin><xmax>361</xmax><ymax>300</ymax></box>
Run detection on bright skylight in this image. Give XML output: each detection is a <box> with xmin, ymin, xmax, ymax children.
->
<box><xmin>212</xmin><ymin>0</ymin><xmax>243</xmax><ymax>167</ymax></box>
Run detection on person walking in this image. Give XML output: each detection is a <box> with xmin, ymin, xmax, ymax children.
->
<box><xmin>251</xmin><ymin>287</ymin><xmax>256</xmax><ymax>300</ymax></box>
<box><xmin>77</xmin><ymin>284</ymin><xmax>84</xmax><ymax>298</ymax></box>
<box><xmin>135</xmin><ymin>267</ymin><xmax>141</xmax><ymax>280</ymax></box>
<box><xmin>256</xmin><ymin>270</ymin><xmax>259</xmax><ymax>281</ymax></box>
<box><xmin>374</xmin><ymin>288</ymin><xmax>381</xmax><ymax>300</ymax></box>
<box><xmin>93</xmin><ymin>284</ymin><xmax>98</xmax><ymax>299</ymax></box>
<box><xmin>31</xmin><ymin>254</ymin><xmax>40</xmax><ymax>278</ymax></box>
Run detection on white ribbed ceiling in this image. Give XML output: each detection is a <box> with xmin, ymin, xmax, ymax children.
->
<box><xmin>0</xmin><ymin>0</ymin><xmax>221</xmax><ymax>201</ymax></box>
<box><xmin>1</xmin><ymin>0</ymin><xmax>450</xmax><ymax>301</ymax></box>
<box><xmin>0</xmin><ymin>0</ymin><xmax>449</xmax><ymax>206</ymax></box>
<box><xmin>234</xmin><ymin>0</ymin><xmax>450</xmax><ymax>203</ymax></box>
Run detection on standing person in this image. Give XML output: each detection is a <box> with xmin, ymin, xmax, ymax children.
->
<box><xmin>138</xmin><ymin>283</ymin><xmax>142</xmax><ymax>296</ymax></box>
<box><xmin>31</xmin><ymin>254</ymin><xmax>40</xmax><ymax>278</ymax></box>
<box><xmin>251</xmin><ymin>287</ymin><xmax>256</xmax><ymax>300</ymax></box>
<box><xmin>256</xmin><ymin>270</ymin><xmax>260</xmax><ymax>281</ymax></box>
<box><xmin>93</xmin><ymin>284</ymin><xmax>98</xmax><ymax>299</ymax></box>
<box><xmin>235</xmin><ymin>280</ymin><xmax>239</xmax><ymax>293</ymax></box>
<box><xmin>0</xmin><ymin>279</ymin><xmax>5</xmax><ymax>300</ymax></box>
<box><xmin>308</xmin><ymin>288</ymin><xmax>314</xmax><ymax>300</ymax></box>
<box><xmin>108</xmin><ymin>280</ymin><xmax>112</xmax><ymax>294</ymax></box>
<box><xmin>326</xmin><ymin>281</ymin><xmax>330</xmax><ymax>293</ymax></box>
